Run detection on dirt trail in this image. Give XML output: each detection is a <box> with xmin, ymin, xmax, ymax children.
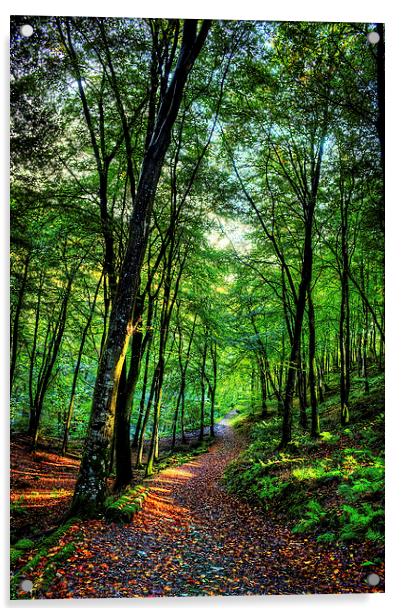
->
<box><xmin>38</xmin><ymin>419</ymin><xmax>380</xmax><ymax>598</ymax></box>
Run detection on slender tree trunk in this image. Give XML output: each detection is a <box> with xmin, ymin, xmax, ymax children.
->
<box><xmin>260</xmin><ymin>361</ymin><xmax>268</xmax><ymax>419</ymax></box>
<box><xmin>145</xmin><ymin>361</ymin><xmax>163</xmax><ymax>477</ymax></box>
<box><xmin>339</xmin><ymin>199</ymin><xmax>351</xmax><ymax>426</ymax></box>
<box><xmin>298</xmin><ymin>355</ymin><xmax>308</xmax><ymax>430</ymax></box>
<box><xmin>28</xmin><ymin>272</ymin><xmax>44</xmax><ymax>435</ymax></box>
<box><xmin>308</xmin><ymin>287</ymin><xmax>320</xmax><ymax>438</ymax></box>
<box><xmin>279</xmin><ymin>130</ymin><xmax>326</xmax><ymax>448</ymax></box>
<box><xmin>136</xmin><ymin>365</ymin><xmax>156</xmax><ymax>468</ymax></box>
<box><xmin>31</xmin><ymin>273</ymin><xmax>75</xmax><ymax>449</ymax></box>
<box><xmin>199</xmin><ymin>333</ymin><xmax>208</xmax><ymax>442</ymax></box>
<box><xmin>280</xmin><ymin>219</ymin><xmax>315</xmax><ymax>448</ymax></box>
<box><xmin>10</xmin><ymin>252</ymin><xmax>30</xmax><ymax>388</ymax></box>
<box><xmin>62</xmin><ymin>274</ymin><xmax>102</xmax><ymax>455</ymax></box>
<box><xmin>209</xmin><ymin>341</ymin><xmax>217</xmax><ymax>437</ymax></box>
<box><xmin>180</xmin><ymin>385</ymin><xmax>187</xmax><ymax>444</ymax></box>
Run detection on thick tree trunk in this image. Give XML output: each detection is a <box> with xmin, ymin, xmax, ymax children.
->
<box><xmin>114</xmin><ymin>298</ymin><xmax>145</xmax><ymax>490</ymax></box>
<box><xmin>70</xmin><ymin>20</ymin><xmax>211</xmax><ymax>516</ymax></box>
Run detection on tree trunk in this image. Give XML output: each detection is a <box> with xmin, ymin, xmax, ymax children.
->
<box><xmin>339</xmin><ymin>197</ymin><xmax>351</xmax><ymax>426</ymax></box>
<box><xmin>279</xmin><ymin>129</ymin><xmax>325</xmax><ymax>448</ymax></box>
<box><xmin>62</xmin><ymin>274</ymin><xmax>102</xmax><ymax>455</ymax></box>
<box><xmin>199</xmin><ymin>334</ymin><xmax>208</xmax><ymax>441</ymax></box>
<box><xmin>70</xmin><ymin>21</ymin><xmax>211</xmax><ymax>516</ymax></box>
<box><xmin>10</xmin><ymin>252</ymin><xmax>30</xmax><ymax>388</ymax></box>
<box><xmin>31</xmin><ymin>272</ymin><xmax>75</xmax><ymax>449</ymax></box>
<box><xmin>260</xmin><ymin>361</ymin><xmax>268</xmax><ymax>419</ymax></box>
<box><xmin>308</xmin><ymin>287</ymin><xmax>320</xmax><ymax>438</ymax></box>
<box><xmin>114</xmin><ymin>297</ymin><xmax>145</xmax><ymax>490</ymax></box>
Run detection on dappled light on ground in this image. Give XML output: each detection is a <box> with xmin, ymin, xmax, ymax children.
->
<box><xmin>23</xmin><ymin>423</ymin><xmax>384</xmax><ymax>599</ymax></box>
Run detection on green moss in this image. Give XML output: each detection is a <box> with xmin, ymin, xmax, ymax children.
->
<box><xmin>105</xmin><ymin>485</ymin><xmax>149</xmax><ymax>523</ymax></box>
<box><xmin>14</xmin><ymin>538</ymin><xmax>35</xmax><ymax>551</ymax></box>
<box><xmin>10</xmin><ymin>548</ymin><xmax>23</xmax><ymax>567</ymax></box>
<box><xmin>10</xmin><ymin>517</ymin><xmax>81</xmax><ymax>600</ymax></box>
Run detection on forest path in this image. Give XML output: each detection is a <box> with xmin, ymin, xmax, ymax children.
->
<box><xmin>42</xmin><ymin>416</ymin><xmax>371</xmax><ymax>598</ymax></box>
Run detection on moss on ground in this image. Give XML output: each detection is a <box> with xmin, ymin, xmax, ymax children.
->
<box><xmin>10</xmin><ymin>517</ymin><xmax>82</xmax><ymax>599</ymax></box>
<box><xmin>105</xmin><ymin>485</ymin><xmax>149</xmax><ymax>523</ymax></box>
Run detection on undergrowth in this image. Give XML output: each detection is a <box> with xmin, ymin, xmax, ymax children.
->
<box><xmin>224</xmin><ymin>374</ymin><xmax>384</xmax><ymax>545</ymax></box>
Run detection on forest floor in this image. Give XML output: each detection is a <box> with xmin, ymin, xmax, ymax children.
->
<box><xmin>11</xmin><ymin>411</ymin><xmax>383</xmax><ymax>599</ymax></box>
<box><xmin>10</xmin><ymin>428</ymin><xmax>213</xmax><ymax>539</ymax></box>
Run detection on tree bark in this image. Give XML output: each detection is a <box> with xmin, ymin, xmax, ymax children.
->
<box><xmin>308</xmin><ymin>287</ymin><xmax>320</xmax><ymax>438</ymax></box>
<box><xmin>70</xmin><ymin>20</ymin><xmax>211</xmax><ymax>516</ymax></box>
<box><xmin>10</xmin><ymin>251</ymin><xmax>30</xmax><ymax>388</ymax></box>
<box><xmin>62</xmin><ymin>274</ymin><xmax>103</xmax><ymax>455</ymax></box>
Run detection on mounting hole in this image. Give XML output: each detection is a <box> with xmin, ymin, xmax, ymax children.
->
<box><xmin>366</xmin><ymin>572</ymin><xmax>380</xmax><ymax>586</ymax></box>
<box><xmin>367</xmin><ymin>31</ymin><xmax>380</xmax><ymax>45</ymax></box>
<box><xmin>20</xmin><ymin>24</ymin><xmax>33</xmax><ymax>38</ymax></box>
<box><xmin>20</xmin><ymin>579</ymin><xmax>33</xmax><ymax>592</ymax></box>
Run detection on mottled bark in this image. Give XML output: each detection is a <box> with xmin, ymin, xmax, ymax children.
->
<box><xmin>114</xmin><ymin>296</ymin><xmax>145</xmax><ymax>490</ymax></box>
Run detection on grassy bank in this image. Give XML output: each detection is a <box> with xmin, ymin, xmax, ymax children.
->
<box><xmin>224</xmin><ymin>373</ymin><xmax>384</xmax><ymax>548</ymax></box>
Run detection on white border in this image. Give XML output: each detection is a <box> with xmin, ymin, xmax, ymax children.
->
<box><xmin>2</xmin><ymin>1</ymin><xmax>400</xmax><ymax>613</ymax></box>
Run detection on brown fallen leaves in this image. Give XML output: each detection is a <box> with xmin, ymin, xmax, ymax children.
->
<box><xmin>12</xmin><ymin>427</ymin><xmax>384</xmax><ymax>599</ymax></box>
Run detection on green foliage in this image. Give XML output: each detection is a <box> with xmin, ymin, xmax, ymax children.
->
<box><xmin>320</xmin><ymin>432</ymin><xmax>340</xmax><ymax>444</ymax></box>
<box><xmin>338</xmin><ymin>465</ymin><xmax>384</xmax><ymax>502</ymax></box>
<box><xmin>14</xmin><ymin>538</ymin><xmax>35</xmax><ymax>551</ymax></box>
<box><xmin>10</xmin><ymin>548</ymin><xmax>23</xmax><ymax>567</ymax></box>
<box><xmin>292</xmin><ymin>500</ymin><xmax>328</xmax><ymax>534</ymax></box>
<box><xmin>224</xmin><ymin>387</ymin><xmax>384</xmax><ymax>545</ymax></box>
<box><xmin>339</xmin><ymin>503</ymin><xmax>384</xmax><ymax>542</ymax></box>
